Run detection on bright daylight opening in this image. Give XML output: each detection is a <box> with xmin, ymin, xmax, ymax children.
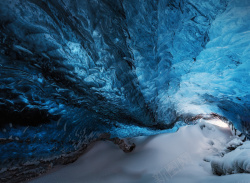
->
<box><xmin>205</xmin><ymin>119</ymin><xmax>229</xmax><ymax>128</ymax></box>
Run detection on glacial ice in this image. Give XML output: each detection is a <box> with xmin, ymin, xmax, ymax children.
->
<box><xmin>0</xmin><ymin>0</ymin><xmax>249</xmax><ymax>178</ymax></box>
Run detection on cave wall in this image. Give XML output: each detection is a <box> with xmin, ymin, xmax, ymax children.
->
<box><xmin>0</xmin><ymin>0</ymin><xmax>249</xmax><ymax>171</ymax></box>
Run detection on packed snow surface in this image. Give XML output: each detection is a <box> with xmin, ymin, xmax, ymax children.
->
<box><xmin>30</xmin><ymin>120</ymin><xmax>250</xmax><ymax>183</ymax></box>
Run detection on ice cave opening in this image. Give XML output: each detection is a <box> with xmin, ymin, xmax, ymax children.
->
<box><xmin>0</xmin><ymin>0</ymin><xmax>250</xmax><ymax>182</ymax></box>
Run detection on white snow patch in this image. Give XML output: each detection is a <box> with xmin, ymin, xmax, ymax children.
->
<box><xmin>211</xmin><ymin>141</ymin><xmax>250</xmax><ymax>175</ymax></box>
<box><xmin>30</xmin><ymin>121</ymin><xmax>250</xmax><ymax>183</ymax></box>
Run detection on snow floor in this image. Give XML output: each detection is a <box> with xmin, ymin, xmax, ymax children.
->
<box><xmin>30</xmin><ymin>120</ymin><xmax>250</xmax><ymax>183</ymax></box>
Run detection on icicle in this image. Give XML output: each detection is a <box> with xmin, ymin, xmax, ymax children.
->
<box><xmin>57</xmin><ymin>118</ymin><xmax>62</xmax><ymax>126</ymax></box>
<box><xmin>64</xmin><ymin>123</ymin><xmax>67</xmax><ymax>131</ymax></box>
<box><xmin>23</xmin><ymin>126</ymin><xmax>29</xmax><ymax>134</ymax></box>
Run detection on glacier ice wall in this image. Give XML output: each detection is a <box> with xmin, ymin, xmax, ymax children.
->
<box><xmin>173</xmin><ymin>0</ymin><xmax>250</xmax><ymax>133</ymax></box>
<box><xmin>0</xmin><ymin>0</ymin><xmax>249</xmax><ymax>170</ymax></box>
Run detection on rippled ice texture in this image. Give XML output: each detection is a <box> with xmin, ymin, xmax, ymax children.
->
<box><xmin>0</xmin><ymin>0</ymin><xmax>249</xmax><ymax>169</ymax></box>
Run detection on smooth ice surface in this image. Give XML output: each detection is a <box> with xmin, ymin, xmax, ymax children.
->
<box><xmin>0</xmin><ymin>0</ymin><xmax>250</xmax><ymax>169</ymax></box>
<box><xmin>30</xmin><ymin>121</ymin><xmax>250</xmax><ymax>183</ymax></box>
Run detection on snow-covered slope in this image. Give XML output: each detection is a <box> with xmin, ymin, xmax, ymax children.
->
<box><xmin>30</xmin><ymin>120</ymin><xmax>250</xmax><ymax>183</ymax></box>
<box><xmin>211</xmin><ymin>141</ymin><xmax>250</xmax><ymax>175</ymax></box>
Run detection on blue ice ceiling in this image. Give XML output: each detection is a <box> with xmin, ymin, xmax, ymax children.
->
<box><xmin>0</xmin><ymin>0</ymin><xmax>250</xmax><ymax>169</ymax></box>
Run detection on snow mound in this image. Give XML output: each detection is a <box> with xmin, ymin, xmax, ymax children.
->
<box><xmin>211</xmin><ymin>141</ymin><xmax>250</xmax><ymax>175</ymax></box>
<box><xmin>226</xmin><ymin>138</ymin><xmax>243</xmax><ymax>150</ymax></box>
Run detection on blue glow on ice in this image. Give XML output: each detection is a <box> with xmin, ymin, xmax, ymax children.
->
<box><xmin>0</xmin><ymin>0</ymin><xmax>249</xmax><ymax>168</ymax></box>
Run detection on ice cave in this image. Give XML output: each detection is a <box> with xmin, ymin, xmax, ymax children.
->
<box><xmin>0</xmin><ymin>0</ymin><xmax>250</xmax><ymax>182</ymax></box>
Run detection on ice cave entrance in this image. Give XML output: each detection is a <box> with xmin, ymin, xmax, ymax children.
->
<box><xmin>206</xmin><ymin>118</ymin><xmax>229</xmax><ymax>128</ymax></box>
